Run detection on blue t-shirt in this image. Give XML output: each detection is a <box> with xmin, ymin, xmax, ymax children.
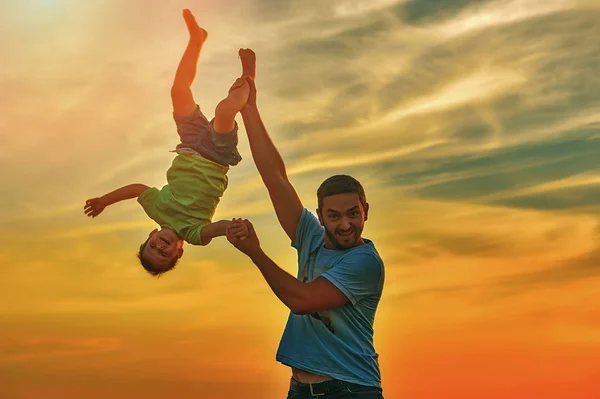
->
<box><xmin>275</xmin><ymin>208</ymin><xmax>385</xmax><ymax>387</ymax></box>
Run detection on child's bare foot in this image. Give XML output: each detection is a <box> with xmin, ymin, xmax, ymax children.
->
<box><xmin>183</xmin><ymin>9</ymin><xmax>207</xmax><ymax>44</ymax></box>
<box><xmin>239</xmin><ymin>48</ymin><xmax>256</xmax><ymax>80</ymax></box>
<box><xmin>216</xmin><ymin>78</ymin><xmax>250</xmax><ymax>117</ymax></box>
<box><xmin>214</xmin><ymin>78</ymin><xmax>250</xmax><ymax>133</ymax></box>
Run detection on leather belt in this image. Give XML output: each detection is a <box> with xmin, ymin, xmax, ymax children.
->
<box><xmin>289</xmin><ymin>378</ymin><xmax>345</xmax><ymax>397</ymax></box>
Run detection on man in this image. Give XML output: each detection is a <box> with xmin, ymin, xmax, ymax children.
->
<box><xmin>227</xmin><ymin>49</ymin><xmax>385</xmax><ymax>399</ymax></box>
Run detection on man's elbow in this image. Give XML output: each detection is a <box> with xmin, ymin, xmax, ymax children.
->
<box><xmin>288</xmin><ymin>299</ymin><xmax>315</xmax><ymax>315</ymax></box>
<box><xmin>289</xmin><ymin>305</ymin><xmax>311</xmax><ymax>315</ymax></box>
<box><xmin>261</xmin><ymin>172</ymin><xmax>288</xmax><ymax>186</ymax></box>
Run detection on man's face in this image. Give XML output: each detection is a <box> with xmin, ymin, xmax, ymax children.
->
<box><xmin>142</xmin><ymin>228</ymin><xmax>184</xmax><ymax>271</ymax></box>
<box><xmin>317</xmin><ymin>193</ymin><xmax>369</xmax><ymax>250</ymax></box>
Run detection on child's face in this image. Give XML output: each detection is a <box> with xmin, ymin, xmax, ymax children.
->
<box><xmin>142</xmin><ymin>228</ymin><xmax>184</xmax><ymax>271</ymax></box>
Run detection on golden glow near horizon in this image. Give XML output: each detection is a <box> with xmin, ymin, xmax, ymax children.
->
<box><xmin>1</xmin><ymin>0</ymin><xmax>599</xmax><ymax>398</ymax></box>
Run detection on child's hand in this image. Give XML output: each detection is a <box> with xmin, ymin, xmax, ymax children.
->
<box><xmin>227</xmin><ymin>218</ymin><xmax>249</xmax><ymax>240</ymax></box>
<box><xmin>84</xmin><ymin>197</ymin><xmax>107</xmax><ymax>218</ymax></box>
<box><xmin>226</xmin><ymin>219</ymin><xmax>261</xmax><ymax>257</ymax></box>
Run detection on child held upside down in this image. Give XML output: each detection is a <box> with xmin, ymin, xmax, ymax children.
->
<box><xmin>84</xmin><ymin>9</ymin><xmax>256</xmax><ymax>276</ymax></box>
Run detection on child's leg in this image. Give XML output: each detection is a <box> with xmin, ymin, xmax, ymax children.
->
<box><xmin>213</xmin><ymin>79</ymin><xmax>249</xmax><ymax>133</ymax></box>
<box><xmin>239</xmin><ymin>48</ymin><xmax>256</xmax><ymax>80</ymax></box>
<box><xmin>171</xmin><ymin>9</ymin><xmax>208</xmax><ymax>118</ymax></box>
<box><xmin>212</xmin><ymin>57</ymin><xmax>252</xmax><ymax>134</ymax></box>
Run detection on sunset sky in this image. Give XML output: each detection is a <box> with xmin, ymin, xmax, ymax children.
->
<box><xmin>1</xmin><ymin>0</ymin><xmax>600</xmax><ymax>398</ymax></box>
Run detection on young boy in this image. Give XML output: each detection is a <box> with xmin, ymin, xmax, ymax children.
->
<box><xmin>84</xmin><ymin>9</ymin><xmax>255</xmax><ymax>276</ymax></box>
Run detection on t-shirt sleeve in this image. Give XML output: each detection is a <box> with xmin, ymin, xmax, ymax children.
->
<box><xmin>321</xmin><ymin>252</ymin><xmax>383</xmax><ymax>305</ymax></box>
<box><xmin>292</xmin><ymin>208</ymin><xmax>324</xmax><ymax>251</ymax></box>
<box><xmin>181</xmin><ymin>223</ymin><xmax>209</xmax><ymax>246</ymax></box>
<box><xmin>292</xmin><ymin>209</ymin><xmax>324</xmax><ymax>278</ymax></box>
<box><xmin>137</xmin><ymin>187</ymin><xmax>160</xmax><ymax>220</ymax></box>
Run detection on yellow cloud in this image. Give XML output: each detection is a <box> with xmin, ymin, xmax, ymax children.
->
<box><xmin>334</xmin><ymin>0</ymin><xmax>406</xmax><ymax>18</ymax></box>
<box><xmin>435</xmin><ymin>0</ymin><xmax>572</xmax><ymax>39</ymax></box>
<box><xmin>375</xmin><ymin>70</ymin><xmax>526</xmax><ymax>127</ymax></box>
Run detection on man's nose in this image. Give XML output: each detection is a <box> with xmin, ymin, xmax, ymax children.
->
<box><xmin>340</xmin><ymin>218</ymin><xmax>351</xmax><ymax>230</ymax></box>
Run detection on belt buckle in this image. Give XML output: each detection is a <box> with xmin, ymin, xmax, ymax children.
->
<box><xmin>309</xmin><ymin>382</ymin><xmax>326</xmax><ymax>397</ymax></box>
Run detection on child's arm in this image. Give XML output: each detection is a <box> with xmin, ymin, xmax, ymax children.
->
<box><xmin>201</xmin><ymin>218</ymin><xmax>249</xmax><ymax>245</ymax></box>
<box><xmin>84</xmin><ymin>184</ymin><xmax>150</xmax><ymax>218</ymax></box>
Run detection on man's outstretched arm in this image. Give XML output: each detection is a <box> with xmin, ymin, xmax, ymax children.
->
<box><xmin>227</xmin><ymin>220</ymin><xmax>349</xmax><ymax>314</ymax></box>
<box><xmin>249</xmin><ymin>250</ymin><xmax>349</xmax><ymax>314</ymax></box>
<box><xmin>240</xmin><ymin>74</ymin><xmax>303</xmax><ymax>242</ymax></box>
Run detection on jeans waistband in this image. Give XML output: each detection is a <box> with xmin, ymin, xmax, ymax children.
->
<box><xmin>289</xmin><ymin>378</ymin><xmax>346</xmax><ymax>397</ymax></box>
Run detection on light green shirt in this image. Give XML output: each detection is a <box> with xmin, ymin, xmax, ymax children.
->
<box><xmin>137</xmin><ymin>151</ymin><xmax>229</xmax><ymax>245</ymax></box>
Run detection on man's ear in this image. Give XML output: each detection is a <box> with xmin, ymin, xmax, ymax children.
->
<box><xmin>149</xmin><ymin>228</ymin><xmax>158</xmax><ymax>237</ymax></box>
<box><xmin>177</xmin><ymin>247</ymin><xmax>184</xmax><ymax>258</ymax></box>
<box><xmin>316</xmin><ymin>208</ymin><xmax>324</xmax><ymax>226</ymax></box>
<box><xmin>363</xmin><ymin>202</ymin><xmax>370</xmax><ymax>222</ymax></box>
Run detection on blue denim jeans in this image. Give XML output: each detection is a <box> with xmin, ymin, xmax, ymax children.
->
<box><xmin>174</xmin><ymin>105</ymin><xmax>242</xmax><ymax>167</ymax></box>
<box><xmin>285</xmin><ymin>378</ymin><xmax>384</xmax><ymax>399</ymax></box>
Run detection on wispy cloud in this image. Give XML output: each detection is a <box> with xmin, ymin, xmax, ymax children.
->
<box><xmin>433</xmin><ymin>0</ymin><xmax>573</xmax><ymax>39</ymax></box>
<box><xmin>490</xmin><ymin>173</ymin><xmax>600</xmax><ymax>199</ymax></box>
<box><xmin>2</xmin><ymin>1</ymin><xmax>600</xmax><ymax>396</ymax></box>
<box><xmin>333</xmin><ymin>0</ymin><xmax>407</xmax><ymax>18</ymax></box>
<box><xmin>374</xmin><ymin>69</ymin><xmax>526</xmax><ymax>127</ymax></box>
<box><xmin>287</xmin><ymin>139</ymin><xmax>448</xmax><ymax>175</ymax></box>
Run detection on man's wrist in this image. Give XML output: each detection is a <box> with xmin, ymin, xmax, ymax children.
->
<box><xmin>248</xmin><ymin>248</ymin><xmax>266</xmax><ymax>263</ymax></box>
<box><xmin>241</xmin><ymin>104</ymin><xmax>257</xmax><ymax>115</ymax></box>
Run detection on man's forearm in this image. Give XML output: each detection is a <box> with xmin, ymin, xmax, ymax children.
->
<box><xmin>102</xmin><ymin>184</ymin><xmax>149</xmax><ymax>205</ymax></box>
<box><xmin>241</xmin><ymin>105</ymin><xmax>288</xmax><ymax>182</ymax></box>
<box><xmin>248</xmin><ymin>249</ymin><xmax>306</xmax><ymax>314</ymax></box>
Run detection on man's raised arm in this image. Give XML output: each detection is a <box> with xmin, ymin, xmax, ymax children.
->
<box><xmin>240</xmin><ymin>72</ymin><xmax>303</xmax><ymax>242</ymax></box>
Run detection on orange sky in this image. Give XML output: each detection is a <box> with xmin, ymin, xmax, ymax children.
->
<box><xmin>1</xmin><ymin>0</ymin><xmax>600</xmax><ymax>398</ymax></box>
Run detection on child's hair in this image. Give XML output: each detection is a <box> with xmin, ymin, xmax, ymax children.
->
<box><xmin>137</xmin><ymin>237</ymin><xmax>179</xmax><ymax>277</ymax></box>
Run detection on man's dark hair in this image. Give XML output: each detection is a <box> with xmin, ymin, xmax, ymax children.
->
<box><xmin>317</xmin><ymin>175</ymin><xmax>367</xmax><ymax>210</ymax></box>
<box><xmin>137</xmin><ymin>237</ymin><xmax>179</xmax><ymax>277</ymax></box>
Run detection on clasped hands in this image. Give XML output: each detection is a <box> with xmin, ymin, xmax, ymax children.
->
<box><xmin>226</xmin><ymin>218</ymin><xmax>261</xmax><ymax>257</ymax></box>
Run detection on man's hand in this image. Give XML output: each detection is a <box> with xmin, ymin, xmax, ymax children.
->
<box><xmin>226</xmin><ymin>218</ymin><xmax>261</xmax><ymax>257</ymax></box>
<box><xmin>84</xmin><ymin>197</ymin><xmax>107</xmax><ymax>218</ymax></box>
<box><xmin>239</xmin><ymin>48</ymin><xmax>256</xmax><ymax>80</ymax></box>
<box><xmin>227</xmin><ymin>218</ymin><xmax>249</xmax><ymax>240</ymax></box>
<box><xmin>238</xmin><ymin>48</ymin><xmax>256</xmax><ymax>110</ymax></box>
<box><xmin>244</xmin><ymin>77</ymin><xmax>256</xmax><ymax>109</ymax></box>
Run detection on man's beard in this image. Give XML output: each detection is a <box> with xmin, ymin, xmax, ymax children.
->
<box><xmin>324</xmin><ymin>226</ymin><xmax>359</xmax><ymax>250</ymax></box>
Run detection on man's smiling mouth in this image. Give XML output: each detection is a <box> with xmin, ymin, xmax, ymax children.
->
<box><xmin>337</xmin><ymin>230</ymin><xmax>354</xmax><ymax>237</ymax></box>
